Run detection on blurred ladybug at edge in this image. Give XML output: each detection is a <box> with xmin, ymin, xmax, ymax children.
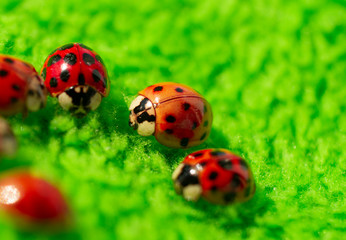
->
<box><xmin>0</xmin><ymin>55</ymin><xmax>47</xmax><ymax>117</ymax></box>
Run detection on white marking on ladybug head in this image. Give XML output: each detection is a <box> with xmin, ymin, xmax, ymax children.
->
<box><xmin>58</xmin><ymin>86</ymin><xmax>102</xmax><ymax>118</ymax></box>
<box><xmin>129</xmin><ymin>95</ymin><xmax>156</xmax><ymax>136</ymax></box>
<box><xmin>26</xmin><ymin>75</ymin><xmax>47</xmax><ymax>112</ymax></box>
<box><xmin>0</xmin><ymin>118</ymin><xmax>17</xmax><ymax>157</ymax></box>
<box><xmin>183</xmin><ymin>185</ymin><xmax>202</xmax><ymax>201</ymax></box>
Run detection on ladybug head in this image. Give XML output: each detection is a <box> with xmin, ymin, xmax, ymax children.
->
<box><xmin>0</xmin><ymin>118</ymin><xmax>17</xmax><ymax>157</ymax></box>
<box><xmin>172</xmin><ymin>163</ymin><xmax>202</xmax><ymax>202</ymax></box>
<box><xmin>26</xmin><ymin>75</ymin><xmax>47</xmax><ymax>112</ymax></box>
<box><xmin>129</xmin><ymin>95</ymin><xmax>156</xmax><ymax>136</ymax></box>
<box><xmin>58</xmin><ymin>86</ymin><xmax>102</xmax><ymax>118</ymax></box>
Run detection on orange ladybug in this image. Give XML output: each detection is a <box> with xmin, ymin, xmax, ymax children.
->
<box><xmin>129</xmin><ymin>82</ymin><xmax>212</xmax><ymax>148</ymax></box>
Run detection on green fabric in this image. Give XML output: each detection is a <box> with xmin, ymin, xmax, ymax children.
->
<box><xmin>0</xmin><ymin>0</ymin><xmax>345</xmax><ymax>239</ymax></box>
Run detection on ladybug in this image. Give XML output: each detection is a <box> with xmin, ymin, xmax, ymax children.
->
<box><xmin>172</xmin><ymin>149</ymin><xmax>256</xmax><ymax>205</ymax></box>
<box><xmin>0</xmin><ymin>117</ymin><xmax>17</xmax><ymax>157</ymax></box>
<box><xmin>41</xmin><ymin>43</ymin><xmax>109</xmax><ymax>117</ymax></box>
<box><xmin>0</xmin><ymin>171</ymin><xmax>70</xmax><ymax>226</ymax></box>
<box><xmin>129</xmin><ymin>82</ymin><xmax>212</xmax><ymax>148</ymax></box>
<box><xmin>0</xmin><ymin>55</ymin><xmax>47</xmax><ymax>116</ymax></box>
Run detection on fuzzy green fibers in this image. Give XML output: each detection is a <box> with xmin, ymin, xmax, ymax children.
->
<box><xmin>0</xmin><ymin>0</ymin><xmax>345</xmax><ymax>239</ymax></box>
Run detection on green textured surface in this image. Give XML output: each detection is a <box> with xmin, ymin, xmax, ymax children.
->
<box><xmin>0</xmin><ymin>0</ymin><xmax>345</xmax><ymax>239</ymax></box>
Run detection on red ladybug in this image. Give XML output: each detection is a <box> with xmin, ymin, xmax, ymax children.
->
<box><xmin>129</xmin><ymin>82</ymin><xmax>212</xmax><ymax>148</ymax></box>
<box><xmin>0</xmin><ymin>118</ymin><xmax>17</xmax><ymax>157</ymax></box>
<box><xmin>172</xmin><ymin>149</ymin><xmax>256</xmax><ymax>205</ymax></box>
<box><xmin>41</xmin><ymin>43</ymin><xmax>109</xmax><ymax>117</ymax></box>
<box><xmin>0</xmin><ymin>55</ymin><xmax>47</xmax><ymax>116</ymax></box>
<box><xmin>0</xmin><ymin>171</ymin><xmax>70</xmax><ymax>226</ymax></box>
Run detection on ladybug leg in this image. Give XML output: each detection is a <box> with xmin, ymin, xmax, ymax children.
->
<box><xmin>58</xmin><ymin>86</ymin><xmax>102</xmax><ymax>118</ymax></box>
<box><xmin>0</xmin><ymin>118</ymin><xmax>17</xmax><ymax>157</ymax></box>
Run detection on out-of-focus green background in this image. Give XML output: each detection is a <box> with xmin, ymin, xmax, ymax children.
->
<box><xmin>0</xmin><ymin>0</ymin><xmax>345</xmax><ymax>239</ymax></box>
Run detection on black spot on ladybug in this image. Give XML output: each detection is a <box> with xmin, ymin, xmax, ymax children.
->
<box><xmin>200</xmin><ymin>132</ymin><xmax>207</xmax><ymax>141</ymax></box>
<box><xmin>133</xmin><ymin>98</ymin><xmax>150</xmax><ymax>114</ymax></box>
<box><xmin>204</xmin><ymin>120</ymin><xmax>208</xmax><ymax>127</ymax></box>
<box><xmin>41</xmin><ymin>68</ymin><xmax>46</xmax><ymax>80</ymax></box>
<box><xmin>78</xmin><ymin>43</ymin><xmax>92</xmax><ymax>50</ymax></box>
<box><xmin>95</xmin><ymin>55</ymin><xmax>104</xmax><ymax>65</ymax></box>
<box><xmin>177</xmin><ymin>165</ymin><xmax>199</xmax><ymax>187</ymax></box>
<box><xmin>137</xmin><ymin>112</ymin><xmax>156</xmax><ymax>124</ymax></box>
<box><xmin>224</xmin><ymin>192</ymin><xmax>236</xmax><ymax>203</ymax></box>
<box><xmin>203</xmin><ymin>105</ymin><xmax>208</xmax><ymax>113</ymax></box>
<box><xmin>60</xmin><ymin>70</ymin><xmax>70</xmax><ymax>82</ymax></box>
<box><xmin>210</xmin><ymin>186</ymin><xmax>218</xmax><ymax>192</ymax></box>
<box><xmin>209</xmin><ymin>171</ymin><xmax>218</xmax><ymax>180</ymax></box>
<box><xmin>192</xmin><ymin>121</ymin><xmax>198</xmax><ymax>130</ymax></box>
<box><xmin>50</xmin><ymin>77</ymin><xmax>58</xmax><ymax>88</ymax></box>
<box><xmin>10</xmin><ymin>97</ymin><xmax>18</xmax><ymax>103</ymax></box>
<box><xmin>4</xmin><ymin>58</ymin><xmax>14</xmax><ymax>64</ymax></box>
<box><xmin>175</xmin><ymin>87</ymin><xmax>183</xmax><ymax>93</ymax></box>
<box><xmin>180</xmin><ymin>138</ymin><xmax>189</xmax><ymax>147</ymax></box>
<box><xmin>92</xmin><ymin>69</ymin><xmax>102</xmax><ymax>83</ymax></box>
<box><xmin>239</xmin><ymin>159</ymin><xmax>248</xmax><ymax>170</ymax></box>
<box><xmin>183</xmin><ymin>103</ymin><xmax>190</xmax><ymax>111</ymax></box>
<box><xmin>59</xmin><ymin>43</ymin><xmax>74</xmax><ymax>51</ymax></box>
<box><xmin>153</xmin><ymin>86</ymin><xmax>163</xmax><ymax>92</ymax></box>
<box><xmin>65</xmin><ymin>87</ymin><xmax>97</xmax><ymax>107</ymax></box>
<box><xmin>165</xmin><ymin>129</ymin><xmax>173</xmax><ymax>134</ymax></box>
<box><xmin>12</xmin><ymin>84</ymin><xmax>20</xmax><ymax>91</ymax></box>
<box><xmin>231</xmin><ymin>174</ymin><xmax>241</xmax><ymax>188</ymax></box>
<box><xmin>218</xmin><ymin>159</ymin><xmax>232</xmax><ymax>170</ymax></box>
<box><xmin>48</xmin><ymin>54</ymin><xmax>61</xmax><ymax>67</ymax></box>
<box><xmin>193</xmin><ymin>152</ymin><xmax>204</xmax><ymax>158</ymax></box>
<box><xmin>211</xmin><ymin>150</ymin><xmax>226</xmax><ymax>156</ymax></box>
<box><xmin>83</xmin><ymin>53</ymin><xmax>95</xmax><ymax>66</ymax></box>
<box><xmin>166</xmin><ymin>115</ymin><xmax>176</xmax><ymax>123</ymax></box>
<box><xmin>0</xmin><ymin>69</ymin><xmax>8</xmax><ymax>77</ymax></box>
<box><xmin>78</xmin><ymin>74</ymin><xmax>85</xmax><ymax>85</ymax></box>
<box><xmin>64</xmin><ymin>53</ymin><xmax>77</xmax><ymax>65</ymax></box>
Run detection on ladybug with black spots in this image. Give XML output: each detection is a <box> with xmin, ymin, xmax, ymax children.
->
<box><xmin>0</xmin><ymin>55</ymin><xmax>47</xmax><ymax>116</ymax></box>
<box><xmin>129</xmin><ymin>82</ymin><xmax>212</xmax><ymax>148</ymax></box>
<box><xmin>41</xmin><ymin>43</ymin><xmax>109</xmax><ymax>117</ymax></box>
<box><xmin>172</xmin><ymin>149</ymin><xmax>256</xmax><ymax>205</ymax></box>
<box><xmin>0</xmin><ymin>170</ymin><xmax>70</xmax><ymax>227</ymax></box>
<box><xmin>0</xmin><ymin>117</ymin><xmax>17</xmax><ymax>157</ymax></box>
